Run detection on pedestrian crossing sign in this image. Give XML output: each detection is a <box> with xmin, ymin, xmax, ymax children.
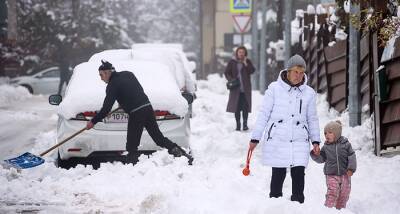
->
<box><xmin>230</xmin><ymin>0</ymin><xmax>252</xmax><ymax>14</ymax></box>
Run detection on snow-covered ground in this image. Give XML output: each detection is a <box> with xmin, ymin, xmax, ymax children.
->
<box><xmin>1</xmin><ymin>75</ymin><xmax>400</xmax><ymax>213</ymax></box>
<box><xmin>0</xmin><ymin>85</ymin><xmax>58</xmax><ymax>160</ymax></box>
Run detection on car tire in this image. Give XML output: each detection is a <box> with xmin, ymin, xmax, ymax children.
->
<box><xmin>57</xmin><ymin>152</ymin><xmax>77</xmax><ymax>169</ymax></box>
<box><xmin>20</xmin><ymin>84</ymin><xmax>33</xmax><ymax>94</ymax></box>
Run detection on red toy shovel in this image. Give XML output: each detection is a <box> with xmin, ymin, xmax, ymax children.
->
<box><xmin>242</xmin><ymin>147</ymin><xmax>254</xmax><ymax>176</ymax></box>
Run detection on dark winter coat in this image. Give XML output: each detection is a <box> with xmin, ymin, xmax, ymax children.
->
<box><xmin>311</xmin><ymin>136</ymin><xmax>357</xmax><ymax>175</ymax></box>
<box><xmin>91</xmin><ymin>71</ymin><xmax>150</xmax><ymax>124</ymax></box>
<box><xmin>224</xmin><ymin>58</ymin><xmax>255</xmax><ymax>113</ymax></box>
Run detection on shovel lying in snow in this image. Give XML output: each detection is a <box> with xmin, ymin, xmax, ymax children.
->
<box><xmin>2</xmin><ymin>108</ymin><xmax>120</xmax><ymax>170</ymax></box>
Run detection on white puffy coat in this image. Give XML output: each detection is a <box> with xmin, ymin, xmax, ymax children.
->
<box><xmin>251</xmin><ymin>70</ymin><xmax>320</xmax><ymax>167</ymax></box>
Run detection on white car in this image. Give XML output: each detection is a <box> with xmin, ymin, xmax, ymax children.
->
<box><xmin>10</xmin><ymin>67</ymin><xmax>61</xmax><ymax>94</ymax></box>
<box><xmin>49</xmin><ymin>59</ymin><xmax>195</xmax><ymax>169</ymax></box>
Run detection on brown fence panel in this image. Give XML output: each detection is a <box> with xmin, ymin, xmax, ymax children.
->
<box><xmin>324</xmin><ymin>40</ymin><xmax>348</xmax><ymax>112</ymax></box>
<box><xmin>310</xmin><ymin>39</ymin><xmax>318</xmax><ymax>88</ymax></box>
<box><xmin>360</xmin><ymin>33</ymin><xmax>373</xmax><ymax>114</ymax></box>
<box><xmin>317</xmin><ymin>42</ymin><xmax>328</xmax><ymax>93</ymax></box>
<box><xmin>378</xmin><ymin>37</ymin><xmax>400</xmax><ymax>150</ymax></box>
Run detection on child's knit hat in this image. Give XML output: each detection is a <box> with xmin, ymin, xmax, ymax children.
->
<box><xmin>324</xmin><ymin>120</ymin><xmax>342</xmax><ymax>142</ymax></box>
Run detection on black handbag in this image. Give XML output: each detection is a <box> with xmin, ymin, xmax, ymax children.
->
<box><xmin>226</xmin><ymin>78</ymin><xmax>240</xmax><ymax>90</ymax></box>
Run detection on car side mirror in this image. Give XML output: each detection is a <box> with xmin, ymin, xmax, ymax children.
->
<box><xmin>182</xmin><ymin>92</ymin><xmax>195</xmax><ymax>104</ymax></box>
<box><xmin>49</xmin><ymin>94</ymin><xmax>62</xmax><ymax>105</ymax></box>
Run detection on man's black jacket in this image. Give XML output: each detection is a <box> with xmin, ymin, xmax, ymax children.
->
<box><xmin>91</xmin><ymin>71</ymin><xmax>150</xmax><ymax>124</ymax></box>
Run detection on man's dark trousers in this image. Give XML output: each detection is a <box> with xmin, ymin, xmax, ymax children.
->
<box><xmin>126</xmin><ymin>105</ymin><xmax>176</xmax><ymax>155</ymax></box>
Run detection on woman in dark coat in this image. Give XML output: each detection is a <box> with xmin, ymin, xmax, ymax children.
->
<box><xmin>224</xmin><ymin>46</ymin><xmax>255</xmax><ymax>131</ymax></box>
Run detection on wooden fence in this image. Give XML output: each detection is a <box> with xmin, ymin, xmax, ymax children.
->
<box><xmin>301</xmin><ymin>11</ymin><xmax>399</xmax><ymax>155</ymax></box>
<box><xmin>375</xmin><ymin>37</ymin><xmax>400</xmax><ymax>154</ymax></box>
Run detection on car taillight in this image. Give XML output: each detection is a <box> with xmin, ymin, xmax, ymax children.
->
<box><xmin>73</xmin><ymin>111</ymin><xmax>96</xmax><ymax>121</ymax></box>
<box><xmin>154</xmin><ymin>110</ymin><xmax>180</xmax><ymax>120</ymax></box>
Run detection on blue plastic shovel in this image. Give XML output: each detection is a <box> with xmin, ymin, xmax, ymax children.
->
<box><xmin>2</xmin><ymin>108</ymin><xmax>120</xmax><ymax>169</ymax></box>
<box><xmin>3</xmin><ymin>127</ymin><xmax>87</xmax><ymax>169</ymax></box>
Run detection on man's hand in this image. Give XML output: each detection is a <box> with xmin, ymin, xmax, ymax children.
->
<box><xmin>86</xmin><ymin>121</ymin><xmax>94</xmax><ymax>130</ymax></box>
<box><xmin>312</xmin><ymin>144</ymin><xmax>320</xmax><ymax>156</ymax></box>
<box><xmin>347</xmin><ymin>170</ymin><xmax>353</xmax><ymax>177</ymax></box>
<box><xmin>249</xmin><ymin>142</ymin><xmax>257</xmax><ymax>151</ymax></box>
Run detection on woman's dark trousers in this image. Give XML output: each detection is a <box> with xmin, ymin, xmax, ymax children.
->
<box><xmin>269</xmin><ymin>166</ymin><xmax>305</xmax><ymax>203</ymax></box>
<box><xmin>235</xmin><ymin>92</ymin><xmax>249</xmax><ymax>131</ymax></box>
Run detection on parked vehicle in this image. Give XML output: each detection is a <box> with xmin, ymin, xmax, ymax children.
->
<box><xmin>49</xmin><ymin>58</ymin><xmax>195</xmax><ymax>169</ymax></box>
<box><xmin>10</xmin><ymin>67</ymin><xmax>60</xmax><ymax>94</ymax></box>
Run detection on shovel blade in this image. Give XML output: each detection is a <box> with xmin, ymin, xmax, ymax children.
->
<box><xmin>3</xmin><ymin>152</ymin><xmax>44</xmax><ymax>169</ymax></box>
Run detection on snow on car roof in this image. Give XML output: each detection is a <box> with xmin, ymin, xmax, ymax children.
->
<box><xmin>131</xmin><ymin>43</ymin><xmax>183</xmax><ymax>51</ymax></box>
<box><xmin>88</xmin><ymin>49</ymin><xmax>133</xmax><ymax>62</ymax></box>
<box><xmin>131</xmin><ymin>48</ymin><xmax>196</xmax><ymax>93</ymax></box>
<box><xmin>58</xmin><ymin>60</ymin><xmax>188</xmax><ymax>119</ymax></box>
<box><xmin>88</xmin><ymin>47</ymin><xmax>196</xmax><ymax>93</ymax></box>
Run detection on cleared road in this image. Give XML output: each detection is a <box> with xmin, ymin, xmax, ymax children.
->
<box><xmin>0</xmin><ymin>95</ymin><xmax>57</xmax><ymax>160</ymax></box>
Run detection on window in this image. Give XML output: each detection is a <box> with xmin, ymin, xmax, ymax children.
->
<box><xmin>41</xmin><ymin>69</ymin><xmax>60</xmax><ymax>78</ymax></box>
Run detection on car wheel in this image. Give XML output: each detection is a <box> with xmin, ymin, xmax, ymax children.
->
<box><xmin>20</xmin><ymin>84</ymin><xmax>33</xmax><ymax>94</ymax></box>
<box><xmin>57</xmin><ymin>152</ymin><xmax>77</xmax><ymax>169</ymax></box>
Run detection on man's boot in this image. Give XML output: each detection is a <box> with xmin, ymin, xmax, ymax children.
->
<box><xmin>126</xmin><ymin>152</ymin><xmax>140</xmax><ymax>165</ymax></box>
<box><xmin>168</xmin><ymin>145</ymin><xmax>194</xmax><ymax>165</ymax></box>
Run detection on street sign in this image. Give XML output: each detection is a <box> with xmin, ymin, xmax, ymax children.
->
<box><xmin>230</xmin><ymin>0</ymin><xmax>252</xmax><ymax>14</ymax></box>
<box><xmin>233</xmin><ymin>34</ymin><xmax>251</xmax><ymax>45</ymax></box>
<box><xmin>232</xmin><ymin>15</ymin><xmax>251</xmax><ymax>33</ymax></box>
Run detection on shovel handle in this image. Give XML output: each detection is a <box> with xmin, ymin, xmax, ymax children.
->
<box><xmin>40</xmin><ymin>107</ymin><xmax>121</xmax><ymax>157</ymax></box>
<box><xmin>246</xmin><ymin>147</ymin><xmax>253</xmax><ymax>167</ymax></box>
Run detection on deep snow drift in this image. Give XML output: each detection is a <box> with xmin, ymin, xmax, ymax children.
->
<box><xmin>0</xmin><ymin>75</ymin><xmax>399</xmax><ymax>213</ymax></box>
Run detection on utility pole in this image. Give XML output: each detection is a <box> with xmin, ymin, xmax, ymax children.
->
<box><xmin>251</xmin><ymin>0</ymin><xmax>259</xmax><ymax>90</ymax></box>
<box><xmin>7</xmin><ymin>0</ymin><xmax>17</xmax><ymax>43</ymax></box>
<box><xmin>0</xmin><ymin>0</ymin><xmax>7</xmax><ymax>39</ymax></box>
<box><xmin>259</xmin><ymin>0</ymin><xmax>267</xmax><ymax>93</ymax></box>
<box><xmin>284</xmin><ymin>0</ymin><xmax>292</xmax><ymax>65</ymax></box>
<box><xmin>348</xmin><ymin>1</ymin><xmax>361</xmax><ymax>127</ymax></box>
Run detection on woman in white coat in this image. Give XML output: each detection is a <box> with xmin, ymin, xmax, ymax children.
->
<box><xmin>249</xmin><ymin>54</ymin><xmax>321</xmax><ymax>203</ymax></box>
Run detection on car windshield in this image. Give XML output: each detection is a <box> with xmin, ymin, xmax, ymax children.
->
<box><xmin>40</xmin><ymin>69</ymin><xmax>60</xmax><ymax>78</ymax></box>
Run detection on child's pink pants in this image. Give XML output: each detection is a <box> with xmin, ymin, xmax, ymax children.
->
<box><xmin>325</xmin><ymin>175</ymin><xmax>351</xmax><ymax>209</ymax></box>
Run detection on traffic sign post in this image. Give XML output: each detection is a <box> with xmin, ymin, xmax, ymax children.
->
<box><xmin>232</xmin><ymin>14</ymin><xmax>252</xmax><ymax>45</ymax></box>
<box><xmin>230</xmin><ymin>0</ymin><xmax>252</xmax><ymax>14</ymax></box>
<box><xmin>230</xmin><ymin>0</ymin><xmax>252</xmax><ymax>45</ymax></box>
<box><xmin>232</xmin><ymin>14</ymin><xmax>252</xmax><ymax>33</ymax></box>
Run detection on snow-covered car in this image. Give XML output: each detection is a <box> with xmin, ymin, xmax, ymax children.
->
<box><xmin>9</xmin><ymin>67</ymin><xmax>61</xmax><ymax>94</ymax></box>
<box><xmin>88</xmin><ymin>43</ymin><xmax>197</xmax><ymax>94</ymax></box>
<box><xmin>49</xmin><ymin>59</ymin><xmax>195</xmax><ymax>169</ymax></box>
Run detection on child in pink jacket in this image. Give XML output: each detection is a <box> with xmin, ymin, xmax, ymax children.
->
<box><xmin>310</xmin><ymin>120</ymin><xmax>357</xmax><ymax>209</ymax></box>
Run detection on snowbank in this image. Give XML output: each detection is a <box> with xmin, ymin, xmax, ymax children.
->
<box><xmin>0</xmin><ymin>77</ymin><xmax>10</xmax><ymax>85</ymax></box>
<box><xmin>0</xmin><ymin>85</ymin><xmax>32</xmax><ymax>107</ymax></box>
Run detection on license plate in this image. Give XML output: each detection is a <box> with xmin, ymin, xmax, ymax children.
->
<box><xmin>104</xmin><ymin>112</ymin><xmax>129</xmax><ymax>123</ymax></box>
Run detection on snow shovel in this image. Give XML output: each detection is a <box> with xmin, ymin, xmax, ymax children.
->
<box><xmin>2</xmin><ymin>108</ymin><xmax>120</xmax><ymax>170</ymax></box>
<box><xmin>242</xmin><ymin>147</ymin><xmax>254</xmax><ymax>176</ymax></box>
